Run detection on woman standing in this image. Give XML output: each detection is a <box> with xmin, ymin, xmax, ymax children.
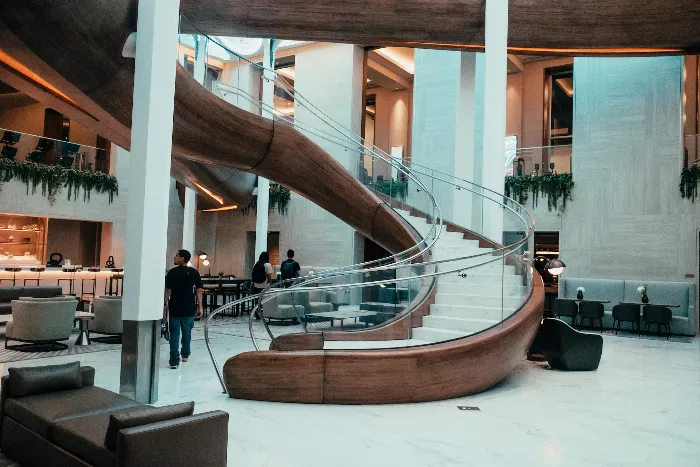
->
<box><xmin>251</xmin><ymin>251</ymin><xmax>274</xmax><ymax>319</ymax></box>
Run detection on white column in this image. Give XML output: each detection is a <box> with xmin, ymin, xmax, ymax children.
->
<box><xmin>411</xmin><ymin>50</ymin><xmax>480</xmax><ymax>228</ymax></box>
<box><xmin>482</xmin><ymin>0</ymin><xmax>508</xmax><ymax>242</ymax></box>
<box><xmin>182</xmin><ymin>187</ymin><xmax>196</xmax><ymax>251</ymax></box>
<box><xmin>182</xmin><ymin>35</ymin><xmax>208</xmax><ymax>252</ymax></box>
<box><xmin>121</xmin><ymin>0</ymin><xmax>180</xmax><ymax>403</ymax></box>
<box><xmin>254</xmin><ymin>39</ymin><xmax>277</xmax><ymax>258</ymax></box>
<box><xmin>193</xmin><ymin>35</ymin><xmax>208</xmax><ymax>86</ymax></box>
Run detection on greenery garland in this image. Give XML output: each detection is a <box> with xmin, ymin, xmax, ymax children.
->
<box><xmin>366</xmin><ymin>179</ymin><xmax>408</xmax><ymax>201</ymax></box>
<box><xmin>0</xmin><ymin>159</ymin><xmax>118</xmax><ymax>204</ymax></box>
<box><xmin>504</xmin><ymin>173</ymin><xmax>574</xmax><ymax>212</ymax></box>
<box><xmin>679</xmin><ymin>165</ymin><xmax>700</xmax><ymax>202</ymax></box>
<box><xmin>240</xmin><ymin>185</ymin><xmax>292</xmax><ymax>216</ymax></box>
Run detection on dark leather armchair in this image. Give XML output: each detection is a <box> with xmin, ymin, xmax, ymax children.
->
<box><xmin>643</xmin><ymin>305</ymin><xmax>672</xmax><ymax>338</ymax></box>
<box><xmin>612</xmin><ymin>303</ymin><xmax>641</xmax><ymax>334</ymax></box>
<box><xmin>553</xmin><ymin>298</ymin><xmax>578</xmax><ymax>326</ymax></box>
<box><xmin>578</xmin><ymin>300</ymin><xmax>604</xmax><ymax>331</ymax></box>
<box><xmin>530</xmin><ymin>318</ymin><xmax>603</xmax><ymax>371</ymax></box>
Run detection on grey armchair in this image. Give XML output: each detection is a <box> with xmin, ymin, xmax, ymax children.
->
<box><xmin>263</xmin><ymin>294</ymin><xmax>304</xmax><ymax>323</ymax></box>
<box><xmin>91</xmin><ymin>296</ymin><xmax>123</xmax><ymax>337</ymax></box>
<box><xmin>5</xmin><ymin>298</ymin><xmax>78</xmax><ymax>350</ymax></box>
<box><xmin>294</xmin><ymin>290</ymin><xmax>333</xmax><ymax>322</ymax></box>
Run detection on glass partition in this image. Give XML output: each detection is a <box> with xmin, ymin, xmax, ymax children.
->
<box><xmin>0</xmin><ymin>128</ymin><xmax>107</xmax><ymax>173</ymax></box>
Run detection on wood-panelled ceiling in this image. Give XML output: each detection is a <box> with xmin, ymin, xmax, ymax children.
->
<box><xmin>180</xmin><ymin>0</ymin><xmax>700</xmax><ymax>54</ymax></box>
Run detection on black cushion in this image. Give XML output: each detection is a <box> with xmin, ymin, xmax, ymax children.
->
<box><xmin>20</xmin><ymin>286</ymin><xmax>62</xmax><ymax>298</ymax></box>
<box><xmin>0</xmin><ymin>303</ymin><xmax>11</xmax><ymax>314</ymax></box>
<box><xmin>0</xmin><ymin>287</ymin><xmax>22</xmax><ymax>302</ymax></box>
<box><xmin>52</xmin><ymin>409</ymin><xmax>139</xmax><ymax>467</ymax></box>
<box><xmin>4</xmin><ymin>385</ymin><xmax>140</xmax><ymax>438</ymax></box>
<box><xmin>104</xmin><ymin>402</ymin><xmax>194</xmax><ymax>451</ymax></box>
<box><xmin>8</xmin><ymin>362</ymin><xmax>82</xmax><ymax>398</ymax></box>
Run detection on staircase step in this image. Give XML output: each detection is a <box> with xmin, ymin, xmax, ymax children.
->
<box><xmin>431</xmin><ymin>248</ymin><xmax>496</xmax><ymax>260</ymax></box>
<box><xmin>437</xmin><ymin>272</ymin><xmax>522</xmax><ymax>284</ymax></box>
<box><xmin>430</xmin><ymin>303</ymin><xmax>518</xmax><ymax>321</ymax></box>
<box><xmin>422</xmin><ymin>315</ymin><xmax>500</xmax><ymax>333</ymax></box>
<box><xmin>437</xmin><ymin>283</ymin><xmax>527</xmax><ymax>295</ymax></box>
<box><xmin>324</xmin><ymin>339</ymin><xmax>430</xmax><ymax>349</ymax></box>
<box><xmin>411</xmin><ymin>327</ymin><xmax>472</xmax><ymax>343</ymax></box>
<box><xmin>434</xmin><ymin>293</ymin><xmax>524</xmax><ymax>308</ymax></box>
<box><xmin>436</xmin><ymin>261</ymin><xmax>516</xmax><ymax>275</ymax></box>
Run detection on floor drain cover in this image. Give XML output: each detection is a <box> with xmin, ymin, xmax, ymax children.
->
<box><xmin>457</xmin><ymin>406</ymin><xmax>480</xmax><ymax>411</ymax></box>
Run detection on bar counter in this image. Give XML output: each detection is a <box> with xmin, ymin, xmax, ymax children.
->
<box><xmin>0</xmin><ymin>266</ymin><xmax>124</xmax><ymax>297</ymax></box>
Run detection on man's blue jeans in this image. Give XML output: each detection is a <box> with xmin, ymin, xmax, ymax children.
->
<box><xmin>168</xmin><ymin>316</ymin><xmax>194</xmax><ymax>367</ymax></box>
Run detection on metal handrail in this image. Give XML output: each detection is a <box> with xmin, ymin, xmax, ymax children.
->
<box><xmin>185</xmin><ymin>15</ymin><xmax>537</xmax><ymax>394</ymax></box>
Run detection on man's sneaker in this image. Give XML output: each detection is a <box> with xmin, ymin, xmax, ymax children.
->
<box><xmin>181</xmin><ymin>357</ymin><xmax>188</xmax><ymax>363</ymax></box>
<box><xmin>169</xmin><ymin>365</ymin><xmax>178</xmax><ymax>369</ymax></box>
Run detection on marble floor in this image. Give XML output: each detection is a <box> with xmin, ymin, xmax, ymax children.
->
<box><xmin>1</xmin><ymin>327</ymin><xmax>699</xmax><ymax>467</ymax></box>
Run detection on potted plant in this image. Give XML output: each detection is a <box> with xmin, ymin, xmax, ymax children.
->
<box><xmin>576</xmin><ymin>287</ymin><xmax>585</xmax><ymax>300</ymax></box>
<box><xmin>637</xmin><ymin>285</ymin><xmax>649</xmax><ymax>304</ymax></box>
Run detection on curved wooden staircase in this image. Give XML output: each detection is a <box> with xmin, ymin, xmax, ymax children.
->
<box><xmin>0</xmin><ymin>0</ymin><xmax>545</xmax><ymax>404</ymax></box>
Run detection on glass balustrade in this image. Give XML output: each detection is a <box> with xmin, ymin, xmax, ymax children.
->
<box><xmin>177</xmin><ymin>16</ymin><xmax>536</xmax><ymax>391</ymax></box>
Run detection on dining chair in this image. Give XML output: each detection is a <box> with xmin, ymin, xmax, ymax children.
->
<box><xmin>612</xmin><ymin>303</ymin><xmax>641</xmax><ymax>335</ymax></box>
<box><xmin>578</xmin><ymin>300</ymin><xmax>604</xmax><ymax>332</ymax></box>
<box><xmin>642</xmin><ymin>305</ymin><xmax>672</xmax><ymax>339</ymax></box>
<box><xmin>553</xmin><ymin>298</ymin><xmax>579</xmax><ymax>326</ymax></box>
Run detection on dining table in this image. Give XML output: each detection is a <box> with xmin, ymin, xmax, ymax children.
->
<box><xmin>201</xmin><ymin>278</ymin><xmax>249</xmax><ymax>316</ymax></box>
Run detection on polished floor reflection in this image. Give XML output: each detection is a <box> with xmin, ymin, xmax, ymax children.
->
<box><xmin>1</xmin><ymin>326</ymin><xmax>698</xmax><ymax>467</ymax></box>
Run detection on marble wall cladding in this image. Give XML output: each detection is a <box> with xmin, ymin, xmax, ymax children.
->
<box><xmin>561</xmin><ymin>56</ymin><xmax>700</xmax><ymax>286</ymax></box>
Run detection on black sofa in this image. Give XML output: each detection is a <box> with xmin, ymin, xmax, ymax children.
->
<box><xmin>530</xmin><ymin>318</ymin><xmax>604</xmax><ymax>371</ymax></box>
<box><xmin>0</xmin><ymin>286</ymin><xmax>63</xmax><ymax>316</ymax></box>
<box><xmin>0</xmin><ymin>362</ymin><xmax>229</xmax><ymax>466</ymax></box>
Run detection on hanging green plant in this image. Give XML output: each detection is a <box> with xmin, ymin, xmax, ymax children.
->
<box><xmin>504</xmin><ymin>173</ymin><xmax>573</xmax><ymax>212</ymax></box>
<box><xmin>240</xmin><ymin>185</ymin><xmax>292</xmax><ymax>216</ymax></box>
<box><xmin>0</xmin><ymin>159</ymin><xmax>118</xmax><ymax>204</ymax></box>
<box><xmin>680</xmin><ymin>165</ymin><xmax>700</xmax><ymax>202</ymax></box>
<box><xmin>366</xmin><ymin>179</ymin><xmax>408</xmax><ymax>201</ymax></box>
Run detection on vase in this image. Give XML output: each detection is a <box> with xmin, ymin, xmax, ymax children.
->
<box><xmin>642</xmin><ymin>293</ymin><xmax>649</xmax><ymax>304</ymax></box>
<box><xmin>576</xmin><ymin>291</ymin><xmax>583</xmax><ymax>300</ymax></box>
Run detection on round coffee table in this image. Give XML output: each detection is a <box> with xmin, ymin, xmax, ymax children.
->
<box><xmin>74</xmin><ymin>312</ymin><xmax>94</xmax><ymax>345</ymax></box>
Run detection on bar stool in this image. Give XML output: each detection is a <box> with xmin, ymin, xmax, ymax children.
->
<box><xmin>81</xmin><ymin>267</ymin><xmax>101</xmax><ymax>301</ymax></box>
<box><xmin>106</xmin><ymin>269</ymin><xmax>124</xmax><ymax>296</ymax></box>
<box><xmin>59</xmin><ymin>266</ymin><xmax>78</xmax><ymax>296</ymax></box>
<box><xmin>1</xmin><ymin>267</ymin><xmax>22</xmax><ymax>286</ymax></box>
<box><xmin>24</xmin><ymin>267</ymin><xmax>46</xmax><ymax>286</ymax></box>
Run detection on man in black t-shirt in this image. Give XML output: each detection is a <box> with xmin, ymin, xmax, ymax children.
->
<box><xmin>164</xmin><ymin>249</ymin><xmax>203</xmax><ymax>369</ymax></box>
<box><xmin>280</xmin><ymin>249</ymin><xmax>301</xmax><ymax>286</ymax></box>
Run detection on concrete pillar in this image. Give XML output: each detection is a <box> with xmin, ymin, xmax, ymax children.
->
<box><xmin>220</xmin><ymin>60</ymin><xmax>261</xmax><ymax>115</ymax></box>
<box><xmin>288</xmin><ymin>43</ymin><xmax>364</xmax><ymax>269</ymax></box>
<box><xmin>120</xmin><ymin>0</ymin><xmax>180</xmax><ymax>404</ymax></box>
<box><xmin>182</xmin><ymin>187</ymin><xmax>196</xmax><ymax>252</ymax></box>
<box><xmin>482</xmin><ymin>0</ymin><xmax>508</xmax><ymax>242</ymax></box>
<box><xmin>254</xmin><ymin>39</ymin><xmax>277</xmax><ymax>259</ymax></box>
<box><xmin>410</xmin><ymin>50</ymin><xmax>481</xmax><ymax>228</ymax></box>
<box><xmin>193</xmin><ymin>35</ymin><xmax>208</xmax><ymax>86</ymax></box>
<box><xmin>181</xmin><ymin>35</ymin><xmax>208</xmax><ymax>253</ymax></box>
